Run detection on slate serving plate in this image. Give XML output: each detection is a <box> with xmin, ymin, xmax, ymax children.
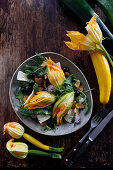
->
<box><xmin>9</xmin><ymin>52</ymin><xmax>93</xmax><ymax>136</ymax></box>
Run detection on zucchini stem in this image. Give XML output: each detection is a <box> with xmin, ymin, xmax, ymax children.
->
<box><xmin>49</xmin><ymin>146</ymin><xmax>64</xmax><ymax>152</ymax></box>
<box><xmin>28</xmin><ymin>149</ymin><xmax>62</xmax><ymax>159</ymax></box>
<box><xmin>99</xmin><ymin>43</ymin><xmax>113</xmax><ymax>67</ymax></box>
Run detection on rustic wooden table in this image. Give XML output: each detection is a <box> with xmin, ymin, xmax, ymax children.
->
<box><xmin>0</xmin><ymin>0</ymin><xmax>113</xmax><ymax>168</ymax></box>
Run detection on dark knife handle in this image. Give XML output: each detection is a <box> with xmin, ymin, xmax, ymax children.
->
<box><xmin>61</xmin><ymin>141</ymin><xmax>82</xmax><ymax>166</ymax></box>
<box><xmin>61</xmin><ymin>126</ymin><xmax>94</xmax><ymax>167</ymax></box>
<box><xmin>62</xmin><ymin>139</ymin><xmax>91</xmax><ymax>167</ymax></box>
<box><xmin>73</xmin><ymin>139</ymin><xmax>91</xmax><ymax>161</ymax></box>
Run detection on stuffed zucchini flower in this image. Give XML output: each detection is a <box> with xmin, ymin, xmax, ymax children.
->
<box><xmin>53</xmin><ymin>92</ymin><xmax>74</xmax><ymax>124</ymax></box>
<box><xmin>3</xmin><ymin>122</ymin><xmax>24</xmax><ymax>139</ymax></box>
<box><xmin>6</xmin><ymin>139</ymin><xmax>28</xmax><ymax>159</ymax></box>
<box><xmin>24</xmin><ymin>91</ymin><xmax>56</xmax><ymax>109</ymax></box>
<box><xmin>46</xmin><ymin>57</ymin><xmax>65</xmax><ymax>88</ymax></box>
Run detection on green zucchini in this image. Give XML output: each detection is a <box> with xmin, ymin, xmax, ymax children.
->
<box><xmin>58</xmin><ymin>0</ymin><xmax>113</xmax><ymax>45</ymax></box>
<box><xmin>95</xmin><ymin>0</ymin><xmax>113</xmax><ymax>27</ymax></box>
<box><xmin>28</xmin><ymin>149</ymin><xmax>62</xmax><ymax>159</ymax></box>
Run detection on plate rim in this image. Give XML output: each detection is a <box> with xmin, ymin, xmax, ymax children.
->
<box><xmin>9</xmin><ymin>51</ymin><xmax>93</xmax><ymax>136</ymax></box>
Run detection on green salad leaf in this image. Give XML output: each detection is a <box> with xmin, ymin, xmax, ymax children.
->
<box><xmin>18</xmin><ymin>105</ymin><xmax>34</xmax><ymax>117</ymax></box>
<box><xmin>54</xmin><ymin>74</ymin><xmax>77</xmax><ymax>98</ymax></box>
<box><xmin>33</xmin><ymin>83</ymin><xmax>39</xmax><ymax>93</ymax></box>
<box><xmin>35</xmin><ymin>108</ymin><xmax>52</xmax><ymax>115</ymax></box>
<box><xmin>16</xmin><ymin>87</ymin><xmax>24</xmax><ymax>103</ymax></box>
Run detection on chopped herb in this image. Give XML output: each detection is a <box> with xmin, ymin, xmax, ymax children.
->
<box><xmin>43</xmin><ymin>80</ymin><xmax>47</xmax><ymax>91</ymax></box>
<box><xmin>43</xmin><ymin>125</ymin><xmax>51</xmax><ymax>132</ymax></box>
<box><xmin>84</xmin><ymin>100</ymin><xmax>88</xmax><ymax>114</ymax></box>
<box><xmin>33</xmin><ymin>83</ymin><xmax>39</xmax><ymax>93</ymax></box>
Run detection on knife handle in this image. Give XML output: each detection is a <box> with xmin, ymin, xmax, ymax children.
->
<box><xmin>62</xmin><ymin>139</ymin><xmax>91</xmax><ymax>167</ymax></box>
<box><xmin>61</xmin><ymin>127</ymin><xmax>93</xmax><ymax>167</ymax></box>
<box><xmin>61</xmin><ymin>141</ymin><xmax>82</xmax><ymax>166</ymax></box>
<box><xmin>73</xmin><ymin>139</ymin><xmax>91</xmax><ymax>162</ymax></box>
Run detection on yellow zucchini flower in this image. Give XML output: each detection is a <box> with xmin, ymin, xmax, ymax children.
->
<box><xmin>64</xmin><ymin>14</ymin><xmax>103</xmax><ymax>51</ymax></box>
<box><xmin>3</xmin><ymin>122</ymin><xmax>24</xmax><ymax>139</ymax></box>
<box><xmin>86</xmin><ymin>14</ymin><xmax>102</xmax><ymax>44</ymax></box>
<box><xmin>46</xmin><ymin>57</ymin><xmax>65</xmax><ymax>88</ymax></box>
<box><xmin>6</xmin><ymin>139</ymin><xmax>28</xmax><ymax>159</ymax></box>
<box><xmin>53</xmin><ymin>92</ymin><xmax>74</xmax><ymax>124</ymax></box>
<box><xmin>24</xmin><ymin>91</ymin><xmax>56</xmax><ymax>109</ymax></box>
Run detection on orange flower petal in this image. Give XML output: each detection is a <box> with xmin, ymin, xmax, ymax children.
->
<box><xmin>56</xmin><ymin>104</ymin><xmax>67</xmax><ymax>124</ymax></box>
<box><xmin>64</xmin><ymin>41</ymin><xmax>85</xmax><ymax>51</ymax></box>
<box><xmin>65</xmin><ymin>31</ymin><xmax>96</xmax><ymax>51</ymax></box>
<box><xmin>28</xmin><ymin>104</ymin><xmax>48</xmax><ymax>109</ymax></box>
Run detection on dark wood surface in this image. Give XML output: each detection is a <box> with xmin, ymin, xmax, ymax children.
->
<box><xmin>0</xmin><ymin>0</ymin><xmax>113</xmax><ymax>168</ymax></box>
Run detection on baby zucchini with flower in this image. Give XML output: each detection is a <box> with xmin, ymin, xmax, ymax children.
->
<box><xmin>3</xmin><ymin>122</ymin><xmax>64</xmax><ymax>152</ymax></box>
<box><xmin>6</xmin><ymin>139</ymin><xmax>61</xmax><ymax>159</ymax></box>
<box><xmin>65</xmin><ymin>14</ymin><xmax>112</xmax><ymax>104</ymax></box>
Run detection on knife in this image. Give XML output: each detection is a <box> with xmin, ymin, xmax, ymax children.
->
<box><xmin>63</xmin><ymin>110</ymin><xmax>113</xmax><ymax>167</ymax></box>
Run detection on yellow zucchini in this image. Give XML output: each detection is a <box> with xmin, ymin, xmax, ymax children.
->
<box><xmin>23</xmin><ymin>133</ymin><xmax>63</xmax><ymax>152</ymax></box>
<box><xmin>23</xmin><ymin>133</ymin><xmax>49</xmax><ymax>150</ymax></box>
<box><xmin>89</xmin><ymin>50</ymin><xmax>111</xmax><ymax>104</ymax></box>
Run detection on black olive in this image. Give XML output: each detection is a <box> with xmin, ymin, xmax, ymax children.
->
<box><xmin>26</xmin><ymin>85</ymin><xmax>33</xmax><ymax>95</ymax></box>
<box><xmin>62</xmin><ymin>66</ymin><xmax>69</xmax><ymax>73</ymax></box>
<box><xmin>21</xmin><ymin>87</ymin><xmax>27</xmax><ymax>94</ymax></box>
<box><xmin>74</xmin><ymin>90</ymin><xmax>80</xmax><ymax>97</ymax></box>
<box><xmin>21</xmin><ymin>83</ymin><xmax>34</xmax><ymax>95</ymax></box>
<box><xmin>47</xmin><ymin>118</ymin><xmax>55</xmax><ymax>129</ymax></box>
<box><xmin>27</xmin><ymin>73</ymin><xmax>37</xmax><ymax>79</ymax></box>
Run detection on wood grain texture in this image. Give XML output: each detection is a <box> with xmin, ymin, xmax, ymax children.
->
<box><xmin>0</xmin><ymin>0</ymin><xmax>113</xmax><ymax>168</ymax></box>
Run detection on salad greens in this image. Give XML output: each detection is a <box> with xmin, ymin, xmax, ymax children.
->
<box><xmin>22</xmin><ymin>53</ymin><xmax>47</xmax><ymax>82</ymax></box>
<box><xmin>55</xmin><ymin>74</ymin><xmax>77</xmax><ymax>97</ymax></box>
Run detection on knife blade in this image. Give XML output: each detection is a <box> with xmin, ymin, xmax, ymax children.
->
<box><xmin>63</xmin><ymin>110</ymin><xmax>113</xmax><ymax>167</ymax></box>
